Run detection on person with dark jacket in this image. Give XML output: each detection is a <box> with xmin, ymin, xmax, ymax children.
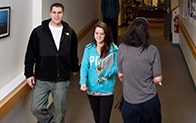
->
<box><xmin>101</xmin><ymin>0</ymin><xmax>120</xmax><ymax>45</ymax></box>
<box><xmin>24</xmin><ymin>3</ymin><xmax>80</xmax><ymax>123</ymax></box>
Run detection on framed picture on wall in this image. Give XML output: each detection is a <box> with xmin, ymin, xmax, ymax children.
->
<box><xmin>0</xmin><ymin>6</ymin><xmax>10</xmax><ymax>39</ymax></box>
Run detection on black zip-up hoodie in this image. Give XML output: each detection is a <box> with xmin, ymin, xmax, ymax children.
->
<box><xmin>24</xmin><ymin>19</ymin><xmax>80</xmax><ymax>82</ymax></box>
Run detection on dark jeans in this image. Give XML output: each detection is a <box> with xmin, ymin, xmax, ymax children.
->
<box><xmin>122</xmin><ymin>94</ymin><xmax>162</xmax><ymax>123</ymax></box>
<box><xmin>103</xmin><ymin>17</ymin><xmax>118</xmax><ymax>44</ymax></box>
<box><xmin>88</xmin><ymin>95</ymin><xmax>114</xmax><ymax>123</ymax></box>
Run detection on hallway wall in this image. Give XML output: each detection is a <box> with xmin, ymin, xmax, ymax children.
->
<box><xmin>0</xmin><ymin>0</ymin><xmax>102</xmax><ymax>123</ymax></box>
<box><xmin>171</xmin><ymin>0</ymin><xmax>178</xmax><ymax>10</ymax></box>
<box><xmin>0</xmin><ymin>0</ymin><xmax>32</xmax><ymax>91</ymax></box>
<box><xmin>179</xmin><ymin>0</ymin><xmax>196</xmax><ymax>86</ymax></box>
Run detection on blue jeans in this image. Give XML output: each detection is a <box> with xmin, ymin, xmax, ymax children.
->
<box><xmin>31</xmin><ymin>79</ymin><xmax>70</xmax><ymax>123</ymax></box>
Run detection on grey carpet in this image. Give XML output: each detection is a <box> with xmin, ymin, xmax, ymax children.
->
<box><xmin>151</xmin><ymin>28</ymin><xmax>196</xmax><ymax>123</ymax></box>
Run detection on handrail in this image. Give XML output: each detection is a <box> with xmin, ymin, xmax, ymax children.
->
<box><xmin>172</xmin><ymin>5</ymin><xmax>179</xmax><ymax>13</ymax></box>
<box><xmin>0</xmin><ymin>81</ymin><xmax>31</xmax><ymax>120</ymax></box>
<box><xmin>0</xmin><ymin>18</ymin><xmax>99</xmax><ymax>120</ymax></box>
<box><xmin>179</xmin><ymin>20</ymin><xmax>196</xmax><ymax>60</ymax></box>
<box><xmin>77</xmin><ymin>19</ymin><xmax>99</xmax><ymax>41</ymax></box>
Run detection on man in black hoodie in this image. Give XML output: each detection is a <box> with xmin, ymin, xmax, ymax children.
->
<box><xmin>24</xmin><ymin>3</ymin><xmax>80</xmax><ymax>123</ymax></box>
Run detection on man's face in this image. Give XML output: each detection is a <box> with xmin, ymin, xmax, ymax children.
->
<box><xmin>50</xmin><ymin>6</ymin><xmax>65</xmax><ymax>27</ymax></box>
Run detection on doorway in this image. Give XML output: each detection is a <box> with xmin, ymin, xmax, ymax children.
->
<box><xmin>119</xmin><ymin>0</ymin><xmax>171</xmax><ymax>40</ymax></box>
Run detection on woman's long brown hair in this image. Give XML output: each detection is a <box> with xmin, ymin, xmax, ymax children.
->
<box><xmin>120</xmin><ymin>17</ymin><xmax>152</xmax><ymax>52</ymax></box>
<box><xmin>91</xmin><ymin>22</ymin><xmax>113</xmax><ymax>59</ymax></box>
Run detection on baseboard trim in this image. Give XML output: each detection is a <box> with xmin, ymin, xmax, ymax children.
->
<box><xmin>172</xmin><ymin>44</ymin><xmax>179</xmax><ymax>47</ymax></box>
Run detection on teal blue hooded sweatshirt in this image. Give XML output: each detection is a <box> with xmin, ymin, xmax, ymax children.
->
<box><xmin>79</xmin><ymin>43</ymin><xmax>118</xmax><ymax>93</ymax></box>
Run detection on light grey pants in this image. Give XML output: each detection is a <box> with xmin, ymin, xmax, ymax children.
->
<box><xmin>31</xmin><ymin>79</ymin><xmax>70</xmax><ymax>123</ymax></box>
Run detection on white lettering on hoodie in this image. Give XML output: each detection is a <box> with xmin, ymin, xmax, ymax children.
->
<box><xmin>90</xmin><ymin>56</ymin><xmax>99</xmax><ymax>66</ymax></box>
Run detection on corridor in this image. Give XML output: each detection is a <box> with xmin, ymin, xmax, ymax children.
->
<box><xmin>62</xmin><ymin>25</ymin><xmax>196</xmax><ymax>123</ymax></box>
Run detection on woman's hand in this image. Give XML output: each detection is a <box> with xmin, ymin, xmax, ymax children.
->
<box><xmin>154</xmin><ymin>76</ymin><xmax>162</xmax><ymax>84</ymax></box>
<box><xmin>96</xmin><ymin>66</ymin><xmax>103</xmax><ymax>76</ymax></box>
<box><xmin>118</xmin><ymin>73</ymin><xmax>123</xmax><ymax>83</ymax></box>
<box><xmin>80</xmin><ymin>84</ymin><xmax>88</xmax><ymax>91</ymax></box>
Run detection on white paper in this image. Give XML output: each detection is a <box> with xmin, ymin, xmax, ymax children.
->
<box><xmin>101</xmin><ymin>52</ymin><xmax>114</xmax><ymax>69</ymax></box>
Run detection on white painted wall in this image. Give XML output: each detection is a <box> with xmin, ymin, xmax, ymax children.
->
<box><xmin>0</xmin><ymin>0</ymin><xmax>32</xmax><ymax>90</ymax></box>
<box><xmin>179</xmin><ymin>0</ymin><xmax>196</xmax><ymax>86</ymax></box>
<box><xmin>171</xmin><ymin>0</ymin><xmax>179</xmax><ymax>11</ymax></box>
<box><xmin>0</xmin><ymin>0</ymin><xmax>102</xmax><ymax>122</ymax></box>
<box><xmin>171</xmin><ymin>0</ymin><xmax>179</xmax><ymax>44</ymax></box>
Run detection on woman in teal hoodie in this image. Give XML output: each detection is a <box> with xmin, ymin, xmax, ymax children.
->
<box><xmin>79</xmin><ymin>22</ymin><xmax>118</xmax><ymax>123</ymax></box>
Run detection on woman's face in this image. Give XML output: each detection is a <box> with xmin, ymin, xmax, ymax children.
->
<box><xmin>94</xmin><ymin>27</ymin><xmax>105</xmax><ymax>44</ymax></box>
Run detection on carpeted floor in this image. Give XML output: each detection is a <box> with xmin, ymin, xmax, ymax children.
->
<box><xmin>150</xmin><ymin>27</ymin><xmax>196</xmax><ymax>123</ymax></box>
<box><xmin>52</xmin><ymin>26</ymin><xmax>196</xmax><ymax>123</ymax></box>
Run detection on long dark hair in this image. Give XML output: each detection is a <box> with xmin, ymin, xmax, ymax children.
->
<box><xmin>91</xmin><ymin>22</ymin><xmax>113</xmax><ymax>59</ymax></box>
<box><xmin>120</xmin><ymin>17</ymin><xmax>152</xmax><ymax>52</ymax></box>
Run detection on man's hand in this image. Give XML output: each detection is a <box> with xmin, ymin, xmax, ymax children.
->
<box><xmin>72</xmin><ymin>72</ymin><xmax>78</xmax><ymax>77</ymax></box>
<box><xmin>115</xmin><ymin>16</ymin><xmax>119</xmax><ymax>22</ymax></box>
<box><xmin>27</xmin><ymin>77</ymin><xmax>35</xmax><ymax>88</ymax></box>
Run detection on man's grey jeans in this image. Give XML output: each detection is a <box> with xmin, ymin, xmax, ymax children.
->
<box><xmin>31</xmin><ymin>79</ymin><xmax>70</xmax><ymax>123</ymax></box>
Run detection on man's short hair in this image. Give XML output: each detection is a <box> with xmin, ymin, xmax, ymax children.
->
<box><xmin>50</xmin><ymin>3</ymin><xmax>64</xmax><ymax>12</ymax></box>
